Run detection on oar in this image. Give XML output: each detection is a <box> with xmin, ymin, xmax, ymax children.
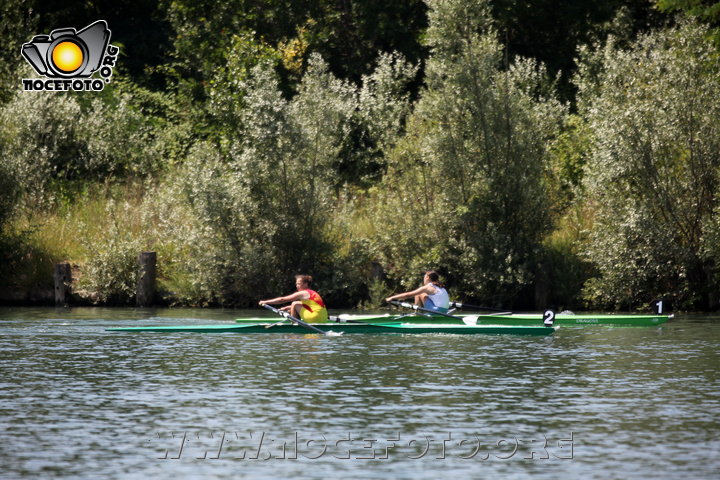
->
<box><xmin>389</xmin><ymin>300</ymin><xmax>514</xmax><ymax>325</ymax></box>
<box><xmin>261</xmin><ymin>304</ymin><xmax>342</xmax><ymax>336</ymax></box>
<box><xmin>388</xmin><ymin>300</ymin><xmax>466</xmax><ymax>321</ymax></box>
<box><xmin>449</xmin><ymin>301</ymin><xmax>512</xmax><ymax>313</ymax></box>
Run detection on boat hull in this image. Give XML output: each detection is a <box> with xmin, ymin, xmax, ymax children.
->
<box><xmin>107</xmin><ymin>322</ymin><xmax>555</xmax><ymax>336</ymax></box>
<box><xmin>235</xmin><ymin>312</ymin><xmax>670</xmax><ymax>327</ymax></box>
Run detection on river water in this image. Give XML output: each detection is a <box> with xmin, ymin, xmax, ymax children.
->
<box><xmin>0</xmin><ymin>308</ymin><xmax>718</xmax><ymax>479</ymax></box>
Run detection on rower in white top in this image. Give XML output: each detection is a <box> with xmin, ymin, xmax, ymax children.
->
<box><xmin>385</xmin><ymin>270</ymin><xmax>450</xmax><ymax>313</ymax></box>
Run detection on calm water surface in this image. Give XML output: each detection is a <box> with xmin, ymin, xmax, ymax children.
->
<box><xmin>0</xmin><ymin>308</ymin><xmax>718</xmax><ymax>479</ymax></box>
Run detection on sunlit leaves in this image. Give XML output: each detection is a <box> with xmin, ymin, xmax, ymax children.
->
<box><xmin>368</xmin><ymin>0</ymin><xmax>565</xmax><ymax>304</ymax></box>
<box><xmin>579</xmin><ymin>19</ymin><xmax>720</xmax><ymax>309</ymax></box>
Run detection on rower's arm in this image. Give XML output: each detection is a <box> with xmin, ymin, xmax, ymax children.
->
<box><xmin>386</xmin><ymin>284</ymin><xmax>435</xmax><ymax>302</ymax></box>
<box><xmin>259</xmin><ymin>291</ymin><xmax>308</xmax><ymax>305</ymax></box>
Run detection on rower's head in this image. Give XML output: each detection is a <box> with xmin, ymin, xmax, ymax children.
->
<box><xmin>424</xmin><ymin>270</ymin><xmax>440</xmax><ymax>284</ymax></box>
<box><xmin>295</xmin><ymin>274</ymin><xmax>313</xmax><ymax>290</ymax></box>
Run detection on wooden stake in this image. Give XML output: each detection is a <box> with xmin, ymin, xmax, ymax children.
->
<box><xmin>54</xmin><ymin>263</ymin><xmax>71</xmax><ymax>307</ymax></box>
<box><xmin>136</xmin><ymin>252</ymin><xmax>156</xmax><ymax>307</ymax></box>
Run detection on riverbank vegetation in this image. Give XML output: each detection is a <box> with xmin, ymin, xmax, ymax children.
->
<box><xmin>1</xmin><ymin>0</ymin><xmax>719</xmax><ymax>310</ymax></box>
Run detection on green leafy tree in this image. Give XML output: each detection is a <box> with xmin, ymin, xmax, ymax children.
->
<box><xmin>490</xmin><ymin>0</ymin><xmax>668</xmax><ymax>103</ymax></box>
<box><xmin>0</xmin><ymin>0</ymin><xmax>38</xmax><ymax>104</ymax></box>
<box><xmin>0</xmin><ymin>84</ymin><xmax>164</xmax><ymax>210</ymax></box>
<box><xmin>0</xmin><ymin>159</ymin><xmax>20</xmax><ymax>232</ymax></box>
<box><xmin>334</xmin><ymin>52</ymin><xmax>418</xmax><ymax>189</ymax></box>
<box><xmin>656</xmin><ymin>0</ymin><xmax>720</xmax><ymax>45</ymax></box>
<box><xmin>165</xmin><ymin>53</ymin><xmax>412</xmax><ymax>305</ymax></box>
<box><xmin>0</xmin><ymin>88</ymin><xmax>86</xmax><ymax>209</ymax></box>
<box><xmin>369</xmin><ymin>0</ymin><xmax>566</xmax><ymax>307</ymax></box>
<box><xmin>161</xmin><ymin>45</ymin><xmax>416</xmax><ymax>306</ymax></box>
<box><xmin>577</xmin><ymin>19</ymin><xmax>720</xmax><ymax>309</ymax></box>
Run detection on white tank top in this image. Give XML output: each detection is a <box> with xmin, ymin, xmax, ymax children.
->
<box><xmin>427</xmin><ymin>283</ymin><xmax>449</xmax><ymax>309</ymax></box>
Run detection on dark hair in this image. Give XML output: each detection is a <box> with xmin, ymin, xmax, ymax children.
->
<box><xmin>425</xmin><ymin>270</ymin><xmax>443</xmax><ymax>287</ymax></box>
<box><xmin>295</xmin><ymin>274</ymin><xmax>313</xmax><ymax>286</ymax></box>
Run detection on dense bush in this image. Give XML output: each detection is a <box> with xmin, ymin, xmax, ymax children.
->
<box><xmin>0</xmin><ymin>82</ymin><xmax>164</xmax><ymax>210</ymax></box>
<box><xmin>365</xmin><ymin>0</ymin><xmax>566</xmax><ymax>307</ymax></box>
<box><xmin>577</xmin><ymin>20</ymin><xmax>720</xmax><ymax>310</ymax></box>
<box><xmin>147</xmin><ymin>53</ymin><xmax>414</xmax><ymax>306</ymax></box>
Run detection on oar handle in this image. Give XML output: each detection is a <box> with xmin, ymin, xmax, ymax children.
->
<box><xmin>261</xmin><ymin>304</ymin><xmax>336</xmax><ymax>336</ymax></box>
<box><xmin>396</xmin><ymin>301</ymin><xmax>418</xmax><ymax>310</ymax></box>
<box><xmin>263</xmin><ymin>303</ymin><xmax>291</xmax><ymax>320</ymax></box>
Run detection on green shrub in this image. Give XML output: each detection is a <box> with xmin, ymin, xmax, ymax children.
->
<box><xmin>577</xmin><ymin>19</ymin><xmax>720</xmax><ymax>309</ymax></box>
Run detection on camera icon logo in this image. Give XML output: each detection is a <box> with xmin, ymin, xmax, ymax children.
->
<box><xmin>21</xmin><ymin>20</ymin><xmax>119</xmax><ymax>91</ymax></box>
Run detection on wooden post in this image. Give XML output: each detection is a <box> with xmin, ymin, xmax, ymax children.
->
<box><xmin>136</xmin><ymin>252</ymin><xmax>157</xmax><ymax>307</ymax></box>
<box><xmin>54</xmin><ymin>262</ymin><xmax>71</xmax><ymax>307</ymax></box>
